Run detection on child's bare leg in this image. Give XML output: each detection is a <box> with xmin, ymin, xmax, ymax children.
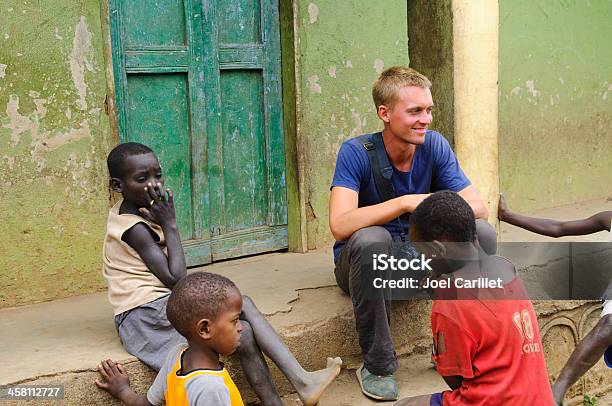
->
<box><xmin>394</xmin><ymin>394</ymin><xmax>432</xmax><ymax>406</ymax></box>
<box><xmin>241</xmin><ymin>295</ymin><xmax>342</xmax><ymax>406</ymax></box>
<box><xmin>235</xmin><ymin>320</ymin><xmax>283</xmax><ymax>406</ymax></box>
<box><xmin>552</xmin><ymin>314</ymin><xmax>612</xmax><ymax>405</ymax></box>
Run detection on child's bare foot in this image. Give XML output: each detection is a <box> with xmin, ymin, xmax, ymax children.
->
<box><xmin>296</xmin><ymin>357</ymin><xmax>342</xmax><ymax>406</ymax></box>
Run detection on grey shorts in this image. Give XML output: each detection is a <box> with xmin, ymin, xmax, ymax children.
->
<box><xmin>115</xmin><ymin>294</ymin><xmax>186</xmax><ymax>371</ymax></box>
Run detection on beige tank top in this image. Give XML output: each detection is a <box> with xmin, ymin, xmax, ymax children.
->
<box><xmin>102</xmin><ymin>199</ymin><xmax>171</xmax><ymax>315</ymax></box>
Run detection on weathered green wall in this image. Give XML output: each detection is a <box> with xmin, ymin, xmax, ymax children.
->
<box><xmin>0</xmin><ymin>1</ymin><xmax>113</xmax><ymax>308</ymax></box>
<box><xmin>499</xmin><ymin>0</ymin><xmax>612</xmax><ymax>212</ymax></box>
<box><xmin>407</xmin><ymin>0</ymin><xmax>454</xmax><ymax>146</ymax></box>
<box><xmin>294</xmin><ymin>0</ymin><xmax>409</xmax><ymax>249</ymax></box>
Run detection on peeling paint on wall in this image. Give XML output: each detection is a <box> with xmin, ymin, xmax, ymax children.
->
<box><xmin>373</xmin><ymin>58</ymin><xmax>384</xmax><ymax>74</ymax></box>
<box><xmin>510</xmin><ymin>86</ymin><xmax>521</xmax><ymax>95</ymax></box>
<box><xmin>0</xmin><ymin>2</ymin><xmax>113</xmax><ymax>308</ymax></box>
<box><xmin>307</xmin><ymin>3</ymin><xmax>319</xmax><ymax>24</ymax></box>
<box><xmin>525</xmin><ymin>80</ymin><xmax>540</xmax><ymax>97</ymax></box>
<box><xmin>328</xmin><ymin>65</ymin><xmax>336</xmax><ymax>78</ymax></box>
<box><xmin>3</xmin><ymin>94</ymin><xmax>91</xmax><ymax>158</ymax></box>
<box><xmin>70</xmin><ymin>16</ymin><xmax>94</xmax><ymax>111</ymax></box>
<box><xmin>602</xmin><ymin>83</ymin><xmax>612</xmax><ymax>101</ymax></box>
<box><xmin>296</xmin><ymin>0</ymin><xmax>408</xmax><ymax>249</ymax></box>
<box><xmin>499</xmin><ymin>0</ymin><xmax>612</xmax><ymax>212</ymax></box>
<box><xmin>350</xmin><ymin>108</ymin><xmax>365</xmax><ymax>136</ymax></box>
<box><xmin>307</xmin><ymin>75</ymin><xmax>322</xmax><ymax>94</ymax></box>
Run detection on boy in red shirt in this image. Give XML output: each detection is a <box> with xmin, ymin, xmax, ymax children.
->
<box><xmin>395</xmin><ymin>191</ymin><xmax>554</xmax><ymax>406</ymax></box>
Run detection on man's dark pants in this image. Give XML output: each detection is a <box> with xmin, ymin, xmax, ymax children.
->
<box><xmin>334</xmin><ymin>226</ymin><xmax>398</xmax><ymax>376</ymax></box>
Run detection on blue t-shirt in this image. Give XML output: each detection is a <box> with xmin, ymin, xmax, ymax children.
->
<box><xmin>330</xmin><ymin>131</ymin><xmax>471</xmax><ymax>262</ymax></box>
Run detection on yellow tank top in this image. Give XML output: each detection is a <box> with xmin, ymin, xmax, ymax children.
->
<box><xmin>165</xmin><ymin>348</ymin><xmax>244</xmax><ymax>406</ymax></box>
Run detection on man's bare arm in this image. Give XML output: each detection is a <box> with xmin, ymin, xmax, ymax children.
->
<box><xmin>329</xmin><ymin>186</ymin><xmax>428</xmax><ymax>241</ymax></box>
<box><xmin>329</xmin><ymin>185</ymin><xmax>488</xmax><ymax>241</ymax></box>
<box><xmin>457</xmin><ymin>185</ymin><xmax>489</xmax><ymax>220</ymax></box>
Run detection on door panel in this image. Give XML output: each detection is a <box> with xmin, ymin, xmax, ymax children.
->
<box><xmin>219</xmin><ymin>70</ymin><xmax>266</xmax><ymax>232</ymax></box>
<box><xmin>125</xmin><ymin>74</ymin><xmax>193</xmax><ymax>238</ymax></box>
<box><xmin>123</xmin><ymin>1</ymin><xmax>187</xmax><ymax>47</ymax></box>
<box><xmin>109</xmin><ymin>0</ymin><xmax>287</xmax><ymax>265</ymax></box>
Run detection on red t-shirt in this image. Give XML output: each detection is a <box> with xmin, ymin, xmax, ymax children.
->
<box><xmin>432</xmin><ymin>278</ymin><xmax>554</xmax><ymax>406</ymax></box>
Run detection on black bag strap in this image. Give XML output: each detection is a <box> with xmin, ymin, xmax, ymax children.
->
<box><xmin>357</xmin><ymin>132</ymin><xmax>410</xmax><ymax>239</ymax></box>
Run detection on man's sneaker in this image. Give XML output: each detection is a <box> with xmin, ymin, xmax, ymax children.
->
<box><xmin>356</xmin><ymin>364</ymin><xmax>399</xmax><ymax>401</ymax></box>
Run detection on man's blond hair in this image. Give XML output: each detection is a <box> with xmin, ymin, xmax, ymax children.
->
<box><xmin>372</xmin><ymin>66</ymin><xmax>432</xmax><ymax>109</ymax></box>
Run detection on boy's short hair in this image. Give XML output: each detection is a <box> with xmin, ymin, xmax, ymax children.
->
<box><xmin>410</xmin><ymin>191</ymin><xmax>476</xmax><ymax>242</ymax></box>
<box><xmin>166</xmin><ymin>272</ymin><xmax>238</xmax><ymax>338</ymax></box>
<box><xmin>107</xmin><ymin>142</ymin><xmax>154</xmax><ymax>179</ymax></box>
<box><xmin>372</xmin><ymin>66</ymin><xmax>432</xmax><ymax>110</ymax></box>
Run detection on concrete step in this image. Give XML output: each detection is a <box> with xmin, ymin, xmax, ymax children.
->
<box><xmin>281</xmin><ymin>354</ymin><xmax>446</xmax><ymax>406</ymax></box>
<box><xmin>2</xmin><ymin>241</ymin><xmax>611</xmax><ymax>405</ymax></box>
<box><xmin>0</xmin><ymin>249</ymin><xmax>434</xmax><ymax>405</ymax></box>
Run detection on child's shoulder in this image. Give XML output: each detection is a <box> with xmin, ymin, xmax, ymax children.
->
<box><xmin>106</xmin><ymin>199</ymin><xmax>163</xmax><ymax>242</ymax></box>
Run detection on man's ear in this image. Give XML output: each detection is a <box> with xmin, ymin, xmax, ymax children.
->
<box><xmin>196</xmin><ymin>318</ymin><xmax>213</xmax><ymax>340</ymax></box>
<box><xmin>110</xmin><ymin>177</ymin><xmax>123</xmax><ymax>193</ymax></box>
<box><xmin>377</xmin><ymin>104</ymin><xmax>391</xmax><ymax>122</ymax></box>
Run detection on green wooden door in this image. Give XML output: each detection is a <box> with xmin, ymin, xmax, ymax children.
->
<box><xmin>109</xmin><ymin>0</ymin><xmax>287</xmax><ymax>265</ymax></box>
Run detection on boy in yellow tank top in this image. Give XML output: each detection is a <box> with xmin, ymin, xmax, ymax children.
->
<box><xmin>96</xmin><ymin>272</ymin><xmax>245</xmax><ymax>405</ymax></box>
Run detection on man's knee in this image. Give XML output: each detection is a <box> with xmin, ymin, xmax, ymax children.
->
<box><xmin>348</xmin><ymin>226</ymin><xmax>393</xmax><ymax>253</ymax></box>
<box><xmin>475</xmin><ymin>219</ymin><xmax>497</xmax><ymax>255</ymax></box>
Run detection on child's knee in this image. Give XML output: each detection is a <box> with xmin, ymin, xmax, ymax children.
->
<box><xmin>475</xmin><ymin>219</ymin><xmax>497</xmax><ymax>255</ymax></box>
<box><xmin>597</xmin><ymin>314</ymin><xmax>612</xmax><ymax>345</ymax></box>
<box><xmin>241</xmin><ymin>295</ymin><xmax>257</xmax><ymax>314</ymax></box>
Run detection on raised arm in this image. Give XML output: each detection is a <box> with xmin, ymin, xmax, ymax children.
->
<box><xmin>123</xmin><ymin>183</ymin><xmax>186</xmax><ymax>288</ymax></box>
<box><xmin>498</xmin><ymin>194</ymin><xmax>612</xmax><ymax>237</ymax></box>
<box><xmin>329</xmin><ymin>186</ymin><xmax>428</xmax><ymax>241</ymax></box>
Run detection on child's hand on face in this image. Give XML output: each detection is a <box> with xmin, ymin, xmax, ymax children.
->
<box><xmin>95</xmin><ymin>359</ymin><xmax>130</xmax><ymax>398</ymax></box>
<box><xmin>139</xmin><ymin>182</ymin><xmax>177</xmax><ymax>227</ymax></box>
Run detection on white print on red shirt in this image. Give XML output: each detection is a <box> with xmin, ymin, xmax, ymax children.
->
<box><xmin>513</xmin><ymin>310</ymin><xmax>541</xmax><ymax>354</ymax></box>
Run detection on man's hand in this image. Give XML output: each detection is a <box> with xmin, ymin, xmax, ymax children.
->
<box><xmin>139</xmin><ymin>182</ymin><xmax>177</xmax><ymax>229</ymax></box>
<box><xmin>95</xmin><ymin>359</ymin><xmax>130</xmax><ymax>399</ymax></box>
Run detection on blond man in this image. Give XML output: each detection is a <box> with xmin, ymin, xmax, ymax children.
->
<box><xmin>329</xmin><ymin>67</ymin><xmax>488</xmax><ymax>401</ymax></box>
